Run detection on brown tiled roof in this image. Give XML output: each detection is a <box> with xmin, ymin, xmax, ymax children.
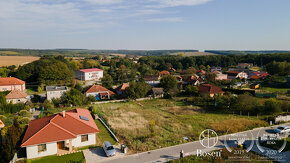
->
<box><xmin>0</xmin><ymin>77</ymin><xmax>25</xmax><ymax>86</ymax></box>
<box><xmin>21</xmin><ymin>109</ymin><xmax>99</xmax><ymax>147</ymax></box>
<box><xmin>86</xmin><ymin>85</ymin><xmax>115</xmax><ymax>95</ymax></box>
<box><xmin>5</xmin><ymin>90</ymin><xmax>27</xmax><ymax>99</ymax></box>
<box><xmin>144</xmin><ymin>75</ymin><xmax>159</xmax><ymax>81</ymax></box>
<box><xmin>198</xmin><ymin>84</ymin><xmax>224</xmax><ymax>94</ymax></box>
<box><xmin>116</xmin><ymin>83</ymin><xmax>129</xmax><ymax>91</ymax></box>
<box><xmin>226</xmin><ymin>71</ymin><xmax>240</xmax><ymax>75</ymax></box>
<box><xmin>159</xmin><ymin>71</ymin><xmax>170</xmax><ymax>75</ymax></box>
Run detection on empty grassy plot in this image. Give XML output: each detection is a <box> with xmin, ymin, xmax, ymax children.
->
<box><xmin>95</xmin><ymin>120</ymin><xmax>117</xmax><ymax>146</ymax></box>
<box><xmin>93</xmin><ymin>99</ymin><xmax>267</xmax><ymax>153</ymax></box>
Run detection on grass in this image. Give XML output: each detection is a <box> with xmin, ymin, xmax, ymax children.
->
<box><xmin>93</xmin><ymin>98</ymin><xmax>267</xmax><ymax>153</ymax></box>
<box><xmin>261</xmin><ymin>138</ymin><xmax>290</xmax><ymax>152</ymax></box>
<box><xmin>259</xmin><ymin>87</ymin><xmax>289</xmax><ymax>94</ymax></box>
<box><xmin>95</xmin><ymin>119</ymin><xmax>117</xmax><ymax>146</ymax></box>
<box><xmin>29</xmin><ymin>152</ymin><xmax>85</xmax><ymax>163</ymax></box>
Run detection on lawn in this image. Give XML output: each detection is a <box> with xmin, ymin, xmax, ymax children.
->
<box><xmin>93</xmin><ymin>98</ymin><xmax>267</xmax><ymax>153</ymax></box>
<box><xmin>95</xmin><ymin>119</ymin><xmax>117</xmax><ymax>146</ymax></box>
<box><xmin>259</xmin><ymin>86</ymin><xmax>289</xmax><ymax>94</ymax></box>
<box><xmin>29</xmin><ymin>152</ymin><xmax>85</xmax><ymax>163</ymax></box>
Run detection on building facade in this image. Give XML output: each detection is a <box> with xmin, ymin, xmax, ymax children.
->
<box><xmin>75</xmin><ymin>68</ymin><xmax>103</xmax><ymax>81</ymax></box>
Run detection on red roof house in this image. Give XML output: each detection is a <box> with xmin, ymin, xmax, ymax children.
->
<box><xmin>21</xmin><ymin>109</ymin><xmax>99</xmax><ymax>159</ymax></box>
<box><xmin>116</xmin><ymin>83</ymin><xmax>129</xmax><ymax>95</ymax></box>
<box><xmin>85</xmin><ymin>84</ymin><xmax>115</xmax><ymax>99</ymax></box>
<box><xmin>0</xmin><ymin>77</ymin><xmax>26</xmax><ymax>92</ymax></box>
<box><xmin>6</xmin><ymin>89</ymin><xmax>28</xmax><ymax>104</ymax></box>
<box><xmin>198</xmin><ymin>84</ymin><xmax>224</xmax><ymax>97</ymax></box>
<box><xmin>159</xmin><ymin>70</ymin><xmax>170</xmax><ymax>76</ymax></box>
<box><xmin>75</xmin><ymin>68</ymin><xmax>103</xmax><ymax>81</ymax></box>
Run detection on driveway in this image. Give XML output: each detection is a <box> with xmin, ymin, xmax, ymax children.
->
<box><xmin>83</xmin><ymin>145</ymin><xmax>125</xmax><ymax>163</ymax></box>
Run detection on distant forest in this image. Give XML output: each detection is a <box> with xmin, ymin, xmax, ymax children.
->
<box><xmin>1</xmin><ymin>48</ymin><xmax>290</xmax><ymax>57</ymax></box>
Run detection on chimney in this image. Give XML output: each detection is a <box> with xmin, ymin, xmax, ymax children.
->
<box><xmin>62</xmin><ymin>110</ymin><xmax>66</xmax><ymax>118</ymax></box>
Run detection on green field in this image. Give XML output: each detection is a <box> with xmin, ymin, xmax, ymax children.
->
<box><xmin>29</xmin><ymin>152</ymin><xmax>84</xmax><ymax>163</ymax></box>
<box><xmin>93</xmin><ymin>99</ymin><xmax>267</xmax><ymax>153</ymax></box>
<box><xmin>95</xmin><ymin>120</ymin><xmax>117</xmax><ymax>146</ymax></box>
<box><xmin>259</xmin><ymin>86</ymin><xmax>289</xmax><ymax>94</ymax></box>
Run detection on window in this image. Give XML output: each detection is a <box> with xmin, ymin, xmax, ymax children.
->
<box><xmin>38</xmin><ymin>144</ymin><xmax>46</xmax><ymax>152</ymax></box>
<box><xmin>81</xmin><ymin>135</ymin><xmax>88</xmax><ymax>142</ymax></box>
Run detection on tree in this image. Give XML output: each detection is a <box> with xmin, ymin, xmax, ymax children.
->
<box><xmin>101</xmin><ymin>74</ymin><xmax>113</xmax><ymax>89</ymax></box>
<box><xmin>185</xmin><ymin>85</ymin><xmax>199</xmax><ymax>96</ymax></box>
<box><xmin>125</xmin><ymin>81</ymin><xmax>151</xmax><ymax>99</ymax></box>
<box><xmin>205</xmin><ymin>72</ymin><xmax>217</xmax><ymax>83</ymax></box>
<box><xmin>160</xmin><ymin>75</ymin><xmax>178</xmax><ymax>92</ymax></box>
<box><xmin>263</xmin><ymin>98</ymin><xmax>282</xmax><ymax>114</ymax></box>
<box><xmin>61</xmin><ymin>88</ymin><xmax>87</xmax><ymax>106</ymax></box>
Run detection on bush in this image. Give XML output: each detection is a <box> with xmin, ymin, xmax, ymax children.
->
<box><xmin>42</xmin><ymin>100</ymin><xmax>54</xmax><ymax>110</ymax></box>
<box><xmin>19</xmin><ymin>117</ymin><xmax>30</xmax><ymax>125</ymax></box>
<box><xmin>19</xmin><ymin>110</ymin><xmax>31</xmax><ymax>118</ymax></box>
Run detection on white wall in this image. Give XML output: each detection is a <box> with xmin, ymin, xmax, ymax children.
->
<box><xmin>72</xmin><ymin>133</ymin><xmax>96</xmax><ymax>148</ymax></box>
<box><xmin>26</xmin><ymin>142</ymin><xmax>57</xmax><ymax>159</ymax></box>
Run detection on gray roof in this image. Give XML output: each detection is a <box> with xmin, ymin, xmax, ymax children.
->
<box><xmin>152</xmin><ymin>88</ymin><xmax>164</xmax><ymax>95</ymax></box>
<box><xmin>46</xmin><ymin>86</ymin><xmax>68</xmax><ymax>91</ymax></box>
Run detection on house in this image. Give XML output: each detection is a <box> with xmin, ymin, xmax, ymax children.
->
<box><xmin>151</xmin><ymin>88</ymin><xmax>164</xmax><ymax>98</ymax></box>
<box><xmin>75</xmin><ymin>68</ymin><xmax>103</xmax><ymax>81</ymax></box>
<box><xmin>213</xmin><ymin>71</ymin><xmax>228</xmax><ymax>80</ymax></box>
<box><xmin>159</xmin><ymin>71</ymin><xmax>170</xmax><ymax>76</ymax></box>
<box><xmin>0</xmin><ymin>77</ymin><xmax>26</xmax><ymax>92</ymax></box>
<box><xmin>21</xmin><ymin>109</ymin><xmax>99</xmax><ymax>159</ymax></box>
<box><xmin>196</xmin><ymin>69</ymin><xmax>206</xmax><ymax>75</ymax></box>
<box><xmin>144</xmin><ymin>75</ymin><xmax>161</xmax><ymax>86</ymax></box>
<box><xmin>249</xmin><ymin>72</ymin><xmax>269</xmax><ymax>80</ymax></box>
<box><xmin>226</xmin><ymin>71</ymin><xmax>248</xmax><ymax>80</ymax></box>
<box><xmin>46</xmin><ymin>86</ymin><xmax>69</xmax><ymax>101</ymax></box>
<box><xmin>0</xmin><ymin>119</ymin><xmax>4</xmax><ymax>130</ymax></box>
<box><xmin>198</xmin><ymin>84</ymin><xmax>224</xmax><ymax>97</ymax></box>
<box><xmin>6</xmin><ymin>90</ymin><xmax>28</xmax><ymax>104</ymax></box>
<box><xmin>237</xmin><ymin>63</ymin><xmax>253</xmax><ymax>69</ymax></box>
<box><xmin>85</xmin><ymin>84</ymin><xmax>115</xmax><ymax>100</ymax></box>
<box><xmin>116</xmin><ymin>83</ymin><xmax>129</xmax><ymax>95</ymax></box>
<box><xmin>173</xmin><ymin>75</ymin><xmax>183</xmax><ymax>82</ymax></box>
<box><xmin>211</xmin><ymin>67</ymin><xmax>222</xmax><ymax>72</ymax></box>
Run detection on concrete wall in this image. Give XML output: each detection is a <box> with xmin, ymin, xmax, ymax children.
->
<box><xmin>72</xmin><ymin>133</ymin><xmax>96</xmax><ymax>148</ymax></box>
<box><xmin>75</xmin><ymin>71</ymin><xmax>103</xmax><ymax>81</ymax></box>
<box><xmin>0</xmin><ymin>84</ymin><xmax>25</xmax><ymax>92</ymax></box>
<box><xmin>46</xmin><ymin>90</ymin><xmax>68</xmax><ymax>100</ymax></box>
<box><xmin>26</xmin><ymin>142</ymin><xmax>57</xmax><ymax>159</ymax></box>
<box><xmin>6</xmin><ymin>98</ymin><xmax>28</xmax><ymax>104</ymax></box>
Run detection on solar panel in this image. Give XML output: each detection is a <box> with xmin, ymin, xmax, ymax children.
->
<box><xmin>80</xmin><ymin>116</ymin><xmax>89</xmax><ymax>121</ymax></box>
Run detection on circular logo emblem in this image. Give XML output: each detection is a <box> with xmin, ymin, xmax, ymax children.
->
<box><xmin>199</xmin><ymin>129</ymin><xmax>219</xmax><ymax>148</ymax></box>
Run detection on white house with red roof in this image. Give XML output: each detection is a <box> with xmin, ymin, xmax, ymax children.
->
<box><xmin>6</xmin><ymin>89</ymin><xmax>28</xmax><ymax>104</ymax></box>
<box><xmin>85</xmin><ymin>84</ymin><xmax>115</xmax><ymax>100</ymax></box>
<box><xmin>21</xmin><ymin>109</ymin><xmax>99</xmax><ymax>159</ymax></box>
<box><xmin>75</xmin><ymin>68</ymin><xmax>103</xmax><ymax>81</ymax></box>
<box><xmin>0</xmin><ymin>77</ymin><xmax>26</xmax><ymax>92</ymax></box>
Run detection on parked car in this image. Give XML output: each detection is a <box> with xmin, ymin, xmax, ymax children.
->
<box><xmin>103</xmin><ymin>141</ymin><xmax>116</xmax><ymax>157</ymax></box>
<box><xmin>274</xmin><ymin>126</ymin><xmax>290</xmax><ymax>134</ymax></box>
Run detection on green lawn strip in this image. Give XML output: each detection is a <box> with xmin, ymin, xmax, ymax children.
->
<box><xmin>261</xmin><ymin>138</ymin><xmax>290</xmax><ymax>152</ymax></box>
<box><xmin>259</xmin><ymin>87</ymin><xmax>288</xmax><ymax>94</ymax></box>
<box><xmin>29</xmin><ymin>151</ymin><xmax>84</xmax><ymax>163</ymax></box>
<box><xmin>95</xmin><ymin>119</ymin><xmax>117</xmax><ymax>145</ymax></box>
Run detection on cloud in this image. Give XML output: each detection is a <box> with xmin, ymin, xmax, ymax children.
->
<box><xmin>83</xmin><ymin>0</ymin><xmax>123</xmax><ymax>5</ymax></box>
<box><xmin>145</xmin><ymin>17</ymin><xmax>183</xmax><ymax>22</ymax></box>
<box><xmin>148</xmin><ymin>0</ymin><xmax>212</xmax><ymax>8</ymax></box>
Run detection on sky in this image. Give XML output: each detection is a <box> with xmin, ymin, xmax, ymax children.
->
<box><xmin>0</xmin><ymin>0</ymin><xmax>290</xmax><ymax>50</ymax></box>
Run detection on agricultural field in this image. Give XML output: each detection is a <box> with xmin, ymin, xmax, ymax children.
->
<box><xmin>93</xmin><ymin>98</ymin><xmax>267</xmax><ymax>153</ymax></box>
<box><xmin>170</xmin><ymin>52</ymin><xmax>217</xmax><ymax>56</ymax></box>
<box><xmin>0</xmin><ymin>56</ymin><xmax>40</xmax><ymax>67</ymax></box>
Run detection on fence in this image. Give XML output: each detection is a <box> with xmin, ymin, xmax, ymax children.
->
<box><xmin>97</xmin><ymin>117</ymin><xmax>119</xmax><ymax>142</ymax></box>
<box><xmin>275</xmin><ymin>115</ymin><xmax>290</xmax><ymax>123</ymax></box>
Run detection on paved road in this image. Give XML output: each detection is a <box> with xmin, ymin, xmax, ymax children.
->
<box><xmin>95</xmin><ymin>123</ymin><xmax>290</xmax><ymax>163</ymax></box>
